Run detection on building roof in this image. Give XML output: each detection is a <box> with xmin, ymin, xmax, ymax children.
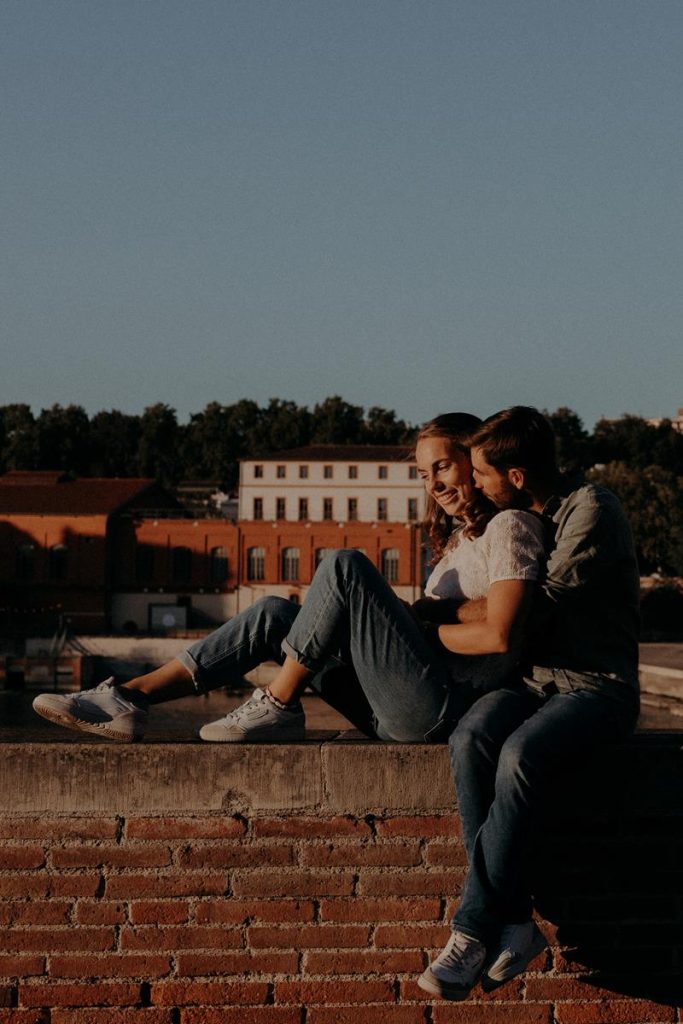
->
<box><xmin>0</xmin><ymin>472</ymin><xmax>162</xmax><ymax>516</ymax></box>
<box><xmin>249</xmin><ymin>445</ymin><xmax>413</xmax><ymax>463</ymax></box>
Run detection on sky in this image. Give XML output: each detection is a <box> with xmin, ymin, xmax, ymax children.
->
<box><xmin>2</xmin><ymin>0</ymin><xmax>682</xmax><ymax>431</ymax></box>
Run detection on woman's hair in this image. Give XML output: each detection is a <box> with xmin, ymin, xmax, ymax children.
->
<box><xmin>415</xmin><ymin>412</ymin><xmax>497</xmax><ymax>561</ymax></box>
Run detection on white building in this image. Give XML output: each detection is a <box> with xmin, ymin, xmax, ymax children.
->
<box><xmin>646</xmin><ymin>408</ymin><xmax>683</xmax><ymax>434</ymax></box>
<box><xmin>238</xmin><ymin>445</ymin><xmax>425</xmax><ymax>524</ymax></box>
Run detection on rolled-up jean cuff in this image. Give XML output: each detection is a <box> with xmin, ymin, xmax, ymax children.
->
<box><xmin>281</xmin><ymin>637</ymin><xmax>322</xmax><ymax>673</ymax></box>
<box><xmin>177</xmin><ymin>650</ymin><xmax>206</xmax><ymax>694</ymax></box>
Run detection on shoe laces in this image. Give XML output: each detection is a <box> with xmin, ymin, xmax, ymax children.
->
<box><xmin>440</xmin><ymin>931</ymin><xmax>483</xmax><ymax>971</ymax></box>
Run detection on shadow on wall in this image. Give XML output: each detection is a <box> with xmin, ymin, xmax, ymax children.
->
<box><xmin>534</xmin><ymin>732</ymin><xmax>683</xmax><ymax>1005</ymax></box>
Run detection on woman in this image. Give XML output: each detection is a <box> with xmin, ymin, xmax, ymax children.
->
<box><xmin>32</xmin><ymin>413</ymin><xmax>547</xmax><ymax>743</ymax></box>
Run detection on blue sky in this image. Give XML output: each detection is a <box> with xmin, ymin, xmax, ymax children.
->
<box><xmin>2</xmin><ymin>0</ymin><xmax>682</xmax><ymax>429</ymax></box>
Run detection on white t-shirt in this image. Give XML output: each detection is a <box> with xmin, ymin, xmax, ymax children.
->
<box><xmin>424</xmin><ymin>510</ymin><xmax>547</xmax><ymax>693</ymax></box>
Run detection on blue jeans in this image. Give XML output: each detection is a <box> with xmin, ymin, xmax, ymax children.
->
<box><xmin>180</xmin><ymin>549</ymin><xmax>469</xmax><ymax>742</ymax></box>
<box><xmin>449</xmin><ymin>685</ymin><xmax>639</xmax><ymax>943</ymax></box>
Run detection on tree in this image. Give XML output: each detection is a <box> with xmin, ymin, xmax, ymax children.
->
<box><xmin>249</xmin><ymin>399</ymin><xmax>312</xmax><ymax>455</ymax></box>
<box><xmin>311</xmin><ymin>396</ymin><xmax>365</xmax><ymax>444</ymax></box>
<box><xmin>137</xmin><ymin>404</ymin><xmax>181</xmax><ymax>485</ymax></box>
<box><xmin>0</xmin><ymin>404</ymin><xmax>37</xmax><ymax>471</ymax></box>
<box><xmin>543</xmin><ymin>407</ymin><xmax>592</xmax><ymax>471</ymax></box>
<box><xmin>36</xmin><ymin>404</ymin><xmax>91</xmax><ymax>475</ymax></box>
<box><xmin>90</xmin><ymin>411</ymin><xmax>142</xmax><ymax>477</ymax></box>
<box><xmin>363</xmin><ymin>406</ymin><xmax>413</xmax><ymax>445</ymax></box>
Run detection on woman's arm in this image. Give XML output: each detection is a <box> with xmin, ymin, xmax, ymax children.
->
<box><xmin>436</xmin><ymin>579</ymin><xmax>536</xmax><ymax>656</ymax></box>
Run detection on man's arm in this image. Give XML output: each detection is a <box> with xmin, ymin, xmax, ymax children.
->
<box><xmin>436</xmin><ymin>580</ymin><xmax>535</xmax><ymax>656</ymax></box>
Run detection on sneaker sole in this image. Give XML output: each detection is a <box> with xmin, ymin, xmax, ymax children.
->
<box><xmin>198</xmin><ymin>727</ymin><xmax>306</xmax><ymax>743</ymax></box>
<box><xmin>32</xmin><ymin>699</ymin><xmax>142</xmax><ymax>743</ymax></box>
<box><xmin>480</xmin><ymin>930</ymin><xmax>548</xmax><ymax>992</ymax></box>
<box><xmin>417</xmin><ymin>966</ymin><xmax>480</xmax><ymax>1001</ymax></box>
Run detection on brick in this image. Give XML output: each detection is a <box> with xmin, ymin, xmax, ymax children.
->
<box><xmin>275</xmin><ymin>979</ymin><xmax>394</xmax><ymax>1004</ymax></box>
<box><xmin>0</xmin><ymin>903</ymin><xmax>71</xmax><ymax>926</ymax></box>
<box><xmin>126</xmin><ymin>818</ymin><xmax>246</xmax><ymax>840</ymax></box>
<box><xmin>301</xmin><ymin>843</ymin><xmax>421</xmax><ymax>868</ymax></box>
<box><xmin>0</xmin><ymin>879</ymin><xmax>50</xmax><ymax>900</ymax></box>
<box><xmin>0</xmin><ymin>929</ymin><xmax>114</xmax><ymax>953</ymax></box>
<box><xmin>19</xmin><ymin>984</ymin><xmax>141</xmax><ymax>1007</ymax></box>
<box><xmin>48</xmin><ymin>955</ymin><xmax>172</xmax><ymax>979</ymax></box>
<box><xmin>180</xmin><ymin>1011</ymin><xmax>300</xmax><ymax>1024</ymax></box>
<box><xmin>50</xmin><ymin>846</ymin><xmax>171</xmax><ymax>869</ymax></box>
<box><xmin>195</xmin><ymin>900</ymin><xmax>314</xmax><ymax>925</ymax></box>
<box><xmin>320</xmin><ymin>898</ymin><xmax>441</xmax><ymax>923</ymax></box>
<box><xmin>400</xmin><ymin>979</ymin><xmax>523</xmax><ymax>1002</ymax></box>
<box><xmin>358</xmin><ymin>870</ymin><xmax>464</xmax><ymax>897</ymax></box>
<box><xmin>176</xmin><ymin>844</ymin><xmax>295</xmax><ymax>869</ymax></box>
<box><xmin>0</xmin><ymin>848</ymin><xmax>46</xmax><ymax>870</ymax></box>
<box><xmin>304</xmin><ymin>950</ymin><xmax>423</xmax><ymax>974</ymax></box>
<box><xmin>74</xmin><ymin>902</ymin><xmax>127</xmax><ymax>926</ymax></box>
<box><xmin>249</xmin><ymin>924</ymin><xmax>370</xmax><ymax>949</ymax></box>
<box><xmin>0</xmin><ymin>1013</ymin><xmax>49</xmax><ymax>1023</ymax></box>
<box><xmin>105</xmin><ymin>873</ymin><xmax>226</xmax><ymax>899</ymax></box>
<box><xmin>526</xmin><ymin>977</ymin><xmax>637</xmax><ymax>1001</ymax></box>
<box><xmin>0</xmin><ymin>991</ymin><xmax>12</xmax><ymax>1010</ymax></box>
<box><xmin>52</xmin><ymin>1013</ymin><xmax>173</xmax><ymax>1024</ymax></box>
<box><xmin>176</xmin><ymin>952</ymin><xmax>298</xmax><ymax>977</ymax></box>
<box><xmin>432</xmin><ymin>1007</ymin><xmax>550</xmax><ymax>1023</ymax></box>
<box><xmin>0</xmin><ymin>958</ymin><xmax>45</xmax><ymax>979</ymax></box>
<box><xmin>375</xmin><ymin>815</ymin><xmax>460</xmax><ymax>839</ymax></box>
<box><xmin>254</xmin><ymin>816</ymin><xmax>370</xmax><ymax>839</ymax></box>
<box><xmin>232</xmin><ymin>870</ymin><xmax>354</xmax><ymax>898</ymax></box>
<box><xmin>152</xmin><ymin>982</ymin><xmax>269</xmax><ymax>1005</ymax></box>
<box><xmin>308</xmin><ymin>1009</ymin><xmax>425</xmax><ymax>1024</ymax></box>
<box><xmin>0</xmin><ymin>820</ymin><xmax>118</xmax><ymax>840</ymax></box>
<box><xmin>375</xmin><ymin>924</ymin><xmax>451</xmax><ymax>949</ymax></box>
<box><xmin>424</xmin><ymin>843</ymin><xmax>468</xmax><ymax>867</ymax></box>
<box><xmin>47</xmin><ymin>877</ymin><xmax>103</xmax><ymax>899</ymax></box>
<box><xmin>130</xmin><ymin>901</ymin><xmax>191</xmax><ymax>925</ymax></box>
<box><xmin>121</xmin><ymin>927</ymin><xmax>243</xmax><ymax>951</ymax></box>
<box><xmin>554</xmin><ymin>1002</ymin><xmax>677</xmax><ymax>1024</ymax></box>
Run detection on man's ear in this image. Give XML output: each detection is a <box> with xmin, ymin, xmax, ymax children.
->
<box><xmin>507</xmin><ymin>467</ymin><xmax>526</xmax><ymax>491</ymax></box>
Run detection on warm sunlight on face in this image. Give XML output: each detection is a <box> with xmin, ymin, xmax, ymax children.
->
<box><xmin>415</xmin><ymin>436</ymin><xmax>473</xmax><ymax>518</ymax></box>
<box><xmin>470</xmin><ymin>446</ymin><xmax>518</xmax><ymax>509</ymax></box>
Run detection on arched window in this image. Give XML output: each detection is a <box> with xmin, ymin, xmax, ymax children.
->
<box><xmin>315</xmin><ymin>548</ymin><xmax>331</xmax><ymax>569</ymax></box>
<box><xmin>136</xmin><ymin>544</ymin><xmax>155</xmax><ymax>583</ymax></box>
<box><xmin>172</xmin><ymin>546</ymin><xmax>192</xmax><ymax>584</ymax></box>
<box><xmin>16</xmin><ymin>543</ymin><xmax>36</xmax><ymax>581</ymax></box>
<box><xmin>381</xmin><ymin>548</ymin><xmax>400</xmax><ymax>584</ymax></box>
<box><xmin>282</xmin><ymin>547</ymin><xmax>300</xmax><ymax>582</ymax></box>
<box><xmin>210</xmin><ymin>546</ymin><xmax>229</xmax><ymax>584</ymax></box>
<box><xmin>49</xmin><ymin>543</ymin><xmax>68</xmax><ymax>581</ymax></box>
<box><xmin>247</xmin><ymin>546</ymin><xmax>266</xmax><ymax>581</ymax></box>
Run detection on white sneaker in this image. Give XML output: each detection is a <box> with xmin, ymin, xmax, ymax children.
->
<box><xmin>199</xmin><ymin>688</ymin><xmax>305</xmax><ymax>742</ymax></box>
<box><xmin>418</xmin><ymin>930</ymin><xmax>487</xmax><ymax>1001</ymax></box>
<box><xmin>481</xmin><ymin>920</ymin><xmax>547</xmax><ymax>991</ymax></box>
<box><xmin>32</xmin><ymin>678</ymin><xmax>148</xmax><ymax>742</ymax></box>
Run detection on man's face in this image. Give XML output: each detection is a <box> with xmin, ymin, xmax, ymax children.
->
<box><xmin>470</xmin><ymin>446</ymin><xmax>528</xmax><ymax>509</ymax></box>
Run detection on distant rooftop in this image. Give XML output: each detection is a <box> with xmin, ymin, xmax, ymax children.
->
<box><xmin>0</xmin><ymin>471</ymin><xmax>165</xmax><ymax>516</ymax></box>
<box><xmin>251</xmin><ymin>445</ymin><xmax>412</xmax><ymax>462</ymax></box>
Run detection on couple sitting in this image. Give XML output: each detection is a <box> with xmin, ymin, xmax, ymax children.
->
<box><xmin>33</xmin><ymin>405</ymin><xmax>640</xmax><ymax>1001</ymax></box>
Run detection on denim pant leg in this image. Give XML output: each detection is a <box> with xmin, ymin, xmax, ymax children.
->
<box><xmin>178</xmin><ymin>596</ymin><xmax>300</xmax><ymax>693</ymax></box>
<box><xmin>450</xmin><ymin>688</ymin><xmax>635</xmax><ymax>943</ymax></box>
<box><xmin>281</xmin><ymin>549</ymin><xmax>463</xmax><ymax>742</ymax></box>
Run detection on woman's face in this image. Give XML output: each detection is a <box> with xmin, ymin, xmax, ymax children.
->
<box><xmin>415</xmin><ymin>435</ymin><xmax>474</xmax><ymax>518</ymax></box>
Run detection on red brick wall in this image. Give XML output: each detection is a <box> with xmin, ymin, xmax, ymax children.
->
<box><xmin>0</xmin><ymin>809</ymin><xmax>679</xmax><ymax>1023</ymax></box>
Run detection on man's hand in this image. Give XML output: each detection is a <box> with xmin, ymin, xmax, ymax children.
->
<box><xmin>455</xmin><ymin>598</ymin><xmax>487</xmax><ymax>623</ymax></box>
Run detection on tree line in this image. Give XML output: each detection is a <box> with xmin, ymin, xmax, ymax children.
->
<box><xmin>1</xmin><ymin>399</ymin><xmax>682</xmax><ymax>574</ymax></box>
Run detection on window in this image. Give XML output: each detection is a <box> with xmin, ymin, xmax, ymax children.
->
<box><xmin>253</xmin><ymin>497</ymin><xmax>263</xmax><ymax>520</ymax></box>
<box><xmin>210</xmin><ymin>546</ymin><xmax>228</xmax><ymax>583</ymax></box>
<box><xmin>381</xmin><ymin>548</ymin><xmax>400</xmax><ymax>583</ymax></box>
<box><xmin>247</xmin><ymin>546</ymin><xmax>266</xmax><ymax>581</ymax></box>
<box><xmin>378</xmin><ymin>465</ymin><xmax>388</xmax><ymax>479</ymax></box>
<box><xmin>299</xmin><ymin>465</ymin><xmax>309</xmax><ymax>479</ymax></box>
<box><xmin>277</xmin><ymin>465</ymin><xmax>286</xmax><ymax>479</ymax></box>
<box><xmin>16</xmin><ymin>543</ymin><xmax>36</xmax><ymax>581</ymax></box>
<box><xmin>49</xmin><ymin>543</ymin><xmax>68</xmax><ymax>581</ymax></box>
<box><xmin>409</xmin><ymin>465</ymin><xmax>418</xmax><ymax>479</ymax></box>
<box><xmin>136</xmin><ymin>543</ymin><xmax>155</xmax><ymax>583</ymax></box>
<box><xmin>172</xmin><ymin>546</ymin><xmax>192</xmax><ymax>584</ymax></box>
<box><xmin>298</xmin><ymin>497</ymin><xmax>309</xmax><ymax>521</ymax></box>
<box><xmin>282</xmin><ymin>547</ymin><xmax>300</xmax><ymax>582</ymax></box>
<box><xmin>407</xmin><ymin>498</ymin><xmax>418</xmax><ymax>521</ymax></box>
<box><xmin>315</xmin><ymin>547</ymin><xmax>331</xmax><ymax>568</ymax></box>
<box><xmin>347</xmin><ymin>497</ymin><xmax>358</xmax><ymax>521</ymax></box>
<box><xmin>254</xmin><ymin>465</ymin><xmax>263</xmax><ymax>478</ymax></box>
<box><xmin>323</xmin><ymin>464</ymin><xmax>333</xmax><ymax>479</ymax></box>
<box><xmin>323</xmin><ymin>498</ymin><xmax>333</xmax><ymax>520</ymax></box>
<box><xmin>377</xmin><ymin>498</ymin><xmax>388</xmax><ymax>521</ymax></box>
<box><xmin>348</xmin><ymin>465</ymin><xmax>358</xmax><ymax>479</ymax></box>
<box><xmin>276</xmin><ymin>497</ymin><xmax>286</xmax><ymax>520</ymax></box>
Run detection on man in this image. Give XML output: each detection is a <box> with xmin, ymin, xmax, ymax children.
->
<box><xmin>418</xmin><ymin>406</ymin><xmax>640</xmax><ymax>1001</ymax></box>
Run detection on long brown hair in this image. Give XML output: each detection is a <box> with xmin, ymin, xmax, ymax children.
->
<box><xmin>416</xmin><ymin>413</ymin><xmax>497</xmax><ymax>561</ymax></box>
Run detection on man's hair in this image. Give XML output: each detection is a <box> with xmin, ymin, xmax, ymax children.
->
<box><xmin>468</xmin><ymin>406</ymin><xmax>557</xmax><ymax>481</ymax></box>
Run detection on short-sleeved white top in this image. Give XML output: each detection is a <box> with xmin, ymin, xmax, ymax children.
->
<box><xmin>424</xmin><ymin>510</ymin><xmax>547</xmax><ymax>693</ymax></box>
